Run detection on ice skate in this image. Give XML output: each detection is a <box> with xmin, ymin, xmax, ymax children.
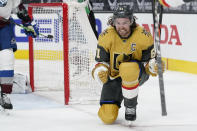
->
<box><xmin>125</xmin><ymin>107</ymin><xmax>136</xmax><ymax>121</ymax></box>
<box><xmin>0</xmin><ymin>93</ymin><xmax>13</xmax><ymax>110</ymax></box>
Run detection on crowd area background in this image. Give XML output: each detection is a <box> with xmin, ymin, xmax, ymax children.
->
<box><xmin>22</xmin><ymin>0</ymin><xmax>197</xmax><ymax>14</ymax></box>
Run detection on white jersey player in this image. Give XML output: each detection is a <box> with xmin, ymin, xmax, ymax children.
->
<box><xmin>159</xmin><ymin>0</ymin><xmax>194</xmax><ymax>7</ymax></box>
<box><xmin>0</xmin><ymin>0</ymin><xmax>39</xmax><ymax>110</ymax></box>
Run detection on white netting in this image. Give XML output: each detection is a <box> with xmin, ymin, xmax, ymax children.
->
<box><xmin>29</xmin><ymin>2</ymin><xmax>100</xmax><ymax>104</ymax></box>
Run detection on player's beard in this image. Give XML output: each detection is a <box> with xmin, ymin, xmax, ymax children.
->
<box><xmin>117</xmin><ymin>28</ymin><xmax>130</xmax><ymax>38</ymax></box>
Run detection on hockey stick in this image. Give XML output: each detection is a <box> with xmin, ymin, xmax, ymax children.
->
<box><xmin>152</xmin><ymin>0</ymin><xmax>167</xmax><ymax>116</ymax></box>
<box><xmin>0</xmin><ymin>17</ymin><xmax>53</xmax><ymax>39</ymax></box>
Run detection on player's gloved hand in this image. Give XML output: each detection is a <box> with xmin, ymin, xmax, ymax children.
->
<box><xmin>92</xmin><ymin>63</ymin><xmax>110</xmax><ymax>85</ymax></box>
<box><xmin>145</xmin><ymin>58</ymin><xmax>166</xmax><ymax>77</ymax></box>
<box><xmin>23</xmin><ymin>20</ymin><xmax>39</xmax><ymax>38</ymax></box>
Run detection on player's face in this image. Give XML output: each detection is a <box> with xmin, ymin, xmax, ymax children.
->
<box><xmin>114</xmin><ymin>18</ymin><xmax>132</xmax><ymax>38</ymax></box>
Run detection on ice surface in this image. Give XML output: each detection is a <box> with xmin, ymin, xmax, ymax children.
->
<box><xmin>1</xmin><ymin>61</ymin><xmax>197</xmax><ymax>131</ymax></box>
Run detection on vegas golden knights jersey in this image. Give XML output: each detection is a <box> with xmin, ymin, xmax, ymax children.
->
<box><xmin>95</xmin><ymin>25</ymin><xmax>154</xmax><ymax>77</ymax></box>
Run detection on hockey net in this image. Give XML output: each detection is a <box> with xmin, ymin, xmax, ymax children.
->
<box><xmin>28</xmin><ymin>2</ymin><xmax>100</xmax><ymax>104</ymax></box>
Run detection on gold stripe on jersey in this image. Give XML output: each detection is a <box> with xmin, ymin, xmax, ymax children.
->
<box><xmin>97</xmin><ymin>25</ymin><xmax>154</xmax><ymax>77</ymax></box>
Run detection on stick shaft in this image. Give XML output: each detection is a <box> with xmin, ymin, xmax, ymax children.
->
<box><xmin>0</xmin><ymin>17</ymin><xmax>52</xmax><ymax>39</ymax></box>
<box><xmin>152</xmin><ymin>0</ymin><xmax>167</xmax><ymax>116</ymax></box>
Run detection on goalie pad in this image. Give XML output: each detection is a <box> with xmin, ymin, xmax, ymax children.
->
<box><xmin>12</xmin><ymin>73</ymin><xmax>32</xmax><ymax>94</ymax></box>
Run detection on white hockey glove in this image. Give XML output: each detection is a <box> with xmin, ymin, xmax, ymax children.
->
<box><xmin>145</xmin><ymin>59</ymin><xmax>166</xmax><ymax>77</ymax></box>
<box><xmin>92</xmin><ymin>63</ymin><xmax>110</xmax><ymax>85</ymax></box>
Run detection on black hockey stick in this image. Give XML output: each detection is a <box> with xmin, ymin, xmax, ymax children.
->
<box><xmin>0</xmin><ymin>17</ymin><xmax>53</xmax><ymax>39</ymax></box>
<box><xmin>152</xmin><ymin>0</ymin><xmax>167</xmax><ymax>116</ymax></box>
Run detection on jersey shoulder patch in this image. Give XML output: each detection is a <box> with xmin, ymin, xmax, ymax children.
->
<box><xmin>134</xmin><ymin>26</ymin><xmax>151</xmax><ymax>37</ymax></box>
<box><xmin>99</xmin><ymin>26</ymin><xmax>115</xmax><ymax>38</ymax></box>
<box><xmin>98</xmin><ymin>26</ymin><xmax>116</xmax><ymax>45</ymax></box>
<box><xmin>99</xmin><ymin>29</ymin><xmax>108</xmax><ymax>37</ymax></box>
<box><xmin>141</xmin><ymin>28</ymin><xmax>151</xmax><ymax>37</ymax></box>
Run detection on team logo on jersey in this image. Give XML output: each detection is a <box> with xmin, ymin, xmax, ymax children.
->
<box><xmin>11</xmin><ymin>38</ymin><xmax>16</xmax><ymax>44</ymax></box>
<box><xmin>100</xmin><ymin>29</ymin><xmax>108</xmax><ymax>37</ymax></box>
<box><xmin>131</xmin><ymin>43</ymin><xmax>136</xmax><ymax>52</ymax></box>
<box><xmin>142</xmin><ymin>28</ymin><xmax>151</xmax><ymax>37</ymax></box>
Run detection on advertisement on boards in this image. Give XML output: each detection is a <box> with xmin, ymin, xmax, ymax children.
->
<box><xmin>14</xmin><ymin>13</ymin><xmax>197</xmax><ymax>62</ymax></box>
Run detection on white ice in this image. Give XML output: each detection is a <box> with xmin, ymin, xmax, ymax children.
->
<box><xmin>1</xmin><ymin>61</ymin><xmax>197</xmax><ymax>131</ymax></box>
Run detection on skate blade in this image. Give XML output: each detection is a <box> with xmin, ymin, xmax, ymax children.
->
<box><xmin>122</xmin><ymin>120</ymin><xmax>134</xmax><ymax>127</ymax></box>
<box><xmin>0</xmin><ymin>106</ymin><xmax>11</xmax><ymax>116</ymax></box>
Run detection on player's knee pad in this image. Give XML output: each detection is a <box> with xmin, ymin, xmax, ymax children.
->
<box><xmin>119</xmin><ymin>62</ymin><xmax>140</xmax><ymax>99</ymax></box>
<box><xmin>119</xmin><ymin>62</ymin><xmax>140</xmax><ymax>87</ymax></box>
<box><xmin>98</xmin><ymin>104</ymin><xmax>119</xmax><ymax>124</ymax></box>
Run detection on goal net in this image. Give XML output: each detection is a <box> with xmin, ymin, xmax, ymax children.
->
<box><xmin>28</xmin><ymin>2</ymin><xmax>100</xmax><ymax>104</ymax></box>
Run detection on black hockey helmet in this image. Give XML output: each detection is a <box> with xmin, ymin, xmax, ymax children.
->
<box><xmin>113</xmin><ymin>5</ymin><xmax>134</xmax><ymax>23</ymax></box>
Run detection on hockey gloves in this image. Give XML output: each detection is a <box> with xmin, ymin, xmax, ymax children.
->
<box><xmin>145</xmin><ymin>58</ymin><xmax>166</xmax><ymax>77</ymax></box>
<box><xmin>23</xmin><ymin>21</ymin><xmax>39</xmax><ymax>38</ymax></box>
<box><xmin>92</xmin><ymin>63</ymin><xmax>110</xmax><ymax>85</ymax></box>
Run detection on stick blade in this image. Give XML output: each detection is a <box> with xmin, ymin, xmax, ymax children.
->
<box><xmin>46</xmin><ymin>35</ymin><xmax>53</xmax><ymax>39</ymax></box>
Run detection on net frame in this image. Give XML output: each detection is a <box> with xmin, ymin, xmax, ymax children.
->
<box><xmin>28</xmin><ymin>3</ymin><xmax>69</xmax><ymax>104</ymax></box>
<box><xmin>28</xmin><ymin>2</ymin><xmax>100</xmax><ymax>105</ymax></box>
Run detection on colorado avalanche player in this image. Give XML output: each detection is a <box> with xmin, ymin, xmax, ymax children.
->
<box><xmin>0</xmin><ymin>0</ymin><xmax>39</xmax><ymax>110</ymax></box>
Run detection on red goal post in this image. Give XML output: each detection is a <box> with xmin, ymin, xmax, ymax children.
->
<box><xmin>28</xmin><ymin>2</ymin><xmax>100</xmax><ymax>105</ymax></box>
